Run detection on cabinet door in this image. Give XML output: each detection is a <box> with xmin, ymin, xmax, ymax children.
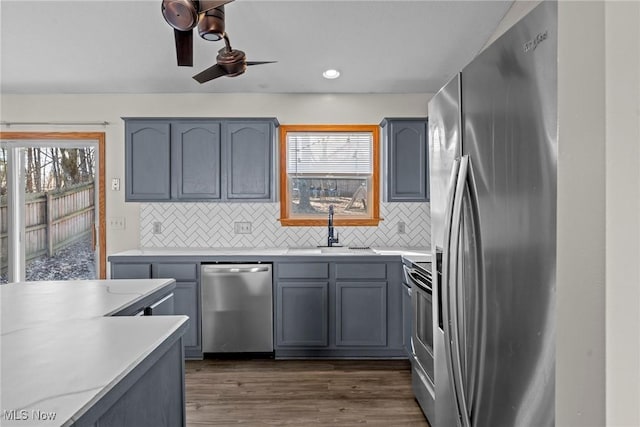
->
<box><xmin>335</xmin><ymin>281</ymin><xmax>388</xmax><ymax>347</ymax></box>
<box><xmin>276</xmin><ymin>281</ymin><xmax>329</xmax><ymax>347</ymax></box>
<box><xmin>125</xmin><ymin>121</ymin><xmax>171</xmax><ymax>201</ymax></box>
<box><xmin>172</xmin><ymin>122</ymin><xmax>221</xmax><ymax>200</ymax></box>
<box><xmin>385</xmin><ymin>119</ymin><xmax>429</xmax><ymax>202</ymax></box>
<box><xmin>225</xmin><ymin>121</ymin><xmax>272</xmax><ymax>200</ymax></box>
<box><xmin>111</xmin><ymin>263</ymin><xmax>152</xmax><ymax>279</ymax></box>
<box><xmin>173</xmin><ymin>281</ymin><xmax>200</xmax><ymax>351</ymax></box>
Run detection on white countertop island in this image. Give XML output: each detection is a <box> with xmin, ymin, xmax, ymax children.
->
<box><xmin>1</xmin><ymin>280</ymin><xmax>188</xmax><ymax>427</ymax></box>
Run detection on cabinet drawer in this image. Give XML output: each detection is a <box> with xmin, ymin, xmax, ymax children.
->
<box><xmin>277</xmin><ymin>263</ymin><xmax>329</xmax><ymax>279</ymax></box>
<box><xmin>335</xmin><ymin>263</ymin><xmax>387</xmax><ymax>280</ymax></box>
<box><xmin>155</xmin><ymin>263</ymin><xmax>198</xmax><ymax>281</ymax></box>
<box><xmin>111</xmin><ymin>263</ymin><xmax>152</xmax><ymax>279</ymax></box>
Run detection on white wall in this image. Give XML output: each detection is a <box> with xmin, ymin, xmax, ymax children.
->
<box><xmin>0</xmin><ymin>93</ymin><xmax>430</xmax><ymax>255</ymax></box>
<box><xmin>557</xmin><ymin>2</ymin><xmax>606</xmax><ymax>424</ymax></box>
<box><xmin>605</xmin><ymin>2</ymin><xmax>640</xmax><ymax>426</ymax></box>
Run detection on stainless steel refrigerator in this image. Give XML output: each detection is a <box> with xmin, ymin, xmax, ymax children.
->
<box><xmin>428</xmin><ymin>2</ymin><xmax>556</xmax><ymax>426</ymax></box>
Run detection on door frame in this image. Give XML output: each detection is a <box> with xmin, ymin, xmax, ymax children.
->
<box><xmin>0</xmin><ymin>131</ymin><xmax>107</xmax><ymax>279</ymax></box>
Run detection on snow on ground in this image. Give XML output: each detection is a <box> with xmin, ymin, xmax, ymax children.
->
<box><xmin>1</xmin><ymin>236</ymin><xmax>96</xmax><ymax>283</ymax></box>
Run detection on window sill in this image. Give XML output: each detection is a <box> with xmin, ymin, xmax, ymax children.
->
<box><xmin>279</xmin><ymin>218</ymin><xmax>382</xmax><ymax>227</ymax></box>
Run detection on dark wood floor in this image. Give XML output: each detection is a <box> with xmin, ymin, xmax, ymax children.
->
<box><xmin>185</xmin><ymin>358</ymin><xmax>430</xmax><ymax>426</ymax></box>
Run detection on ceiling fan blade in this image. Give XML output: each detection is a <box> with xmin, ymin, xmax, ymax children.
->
<box><xmin>193</xmin><ymin>64</ymin><xmax>228</xmax><ymax>83</ymax></box>
<box><xmin>174</xmin><ymin>29</ymin><xmax>193</xmax><ymax>66</ymax></box>
<box><xmin>199</xmin><ymin>0</ymin><xmax>234</xmax><ymax>13</ymax></box>
<box><xmin>246</xmin><ymin>61</ymin><xmax>277</xmax><ymax>66</ymax></box>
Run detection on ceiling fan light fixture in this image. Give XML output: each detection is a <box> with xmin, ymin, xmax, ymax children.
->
<box><xmin>198</xmin><ymin>6</ymin><xmax>226</xmax><ymax>41</ymax></box>
<box><xmin>323</xmin><ymin>69</ymin><xmax>340</xmax><ymax>79</ymax></box>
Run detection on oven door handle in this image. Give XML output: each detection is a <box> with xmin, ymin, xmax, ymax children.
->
<box><xmin>408</xmin><ymin>269</ymin><xmax>432</xmax><ymax>294</ymax></box>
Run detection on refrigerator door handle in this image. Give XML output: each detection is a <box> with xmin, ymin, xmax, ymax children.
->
<box><xmin>448</xmin><ymin>155</ymin><xmax>472</xmax><ymax>427</ymax></box>
<box><xmin>442</xmin><ymin>157</ymin><xmax>463</xmax><ymax>425</ymax></box>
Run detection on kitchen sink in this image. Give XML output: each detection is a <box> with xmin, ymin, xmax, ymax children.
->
<box><xmin>286</xmin><ymin>246</ymin><xmax>374</xmax><ymax>255</ymax></box>
<box><xmin>286</xmin><ymin>247</ymin><xmax>322</xmax><ymax>255</ymax></box>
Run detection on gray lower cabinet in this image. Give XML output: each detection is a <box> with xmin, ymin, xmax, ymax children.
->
<box><xmin>111</xmin><ymin>261</ymin><xmax>201</xmax><ymax>359</ymax></box>
<box><xmin>381</xmin><ymin>118</ymin><xmax>429</xmax><ymax>202</ymax></box>
<box><xmin>124</xmin><ymin>118</ymin><xmax>277</xmax><ymax>202</ymax></box>
<box><xmin>335</xmin><ymin>281</ymin><xmax>387</xmax><ymax>347</ymax></box>
<box><xmin>172</xmin><ymin>282</ymin><xmax>200</xmax><ymax>353</ymax></box>
<box><xmin>274</xmin><ymin>260</ymin><xmax>404</xmax><ymax>358</ymax></box>
<box><xmin>111</xmin><ymin>262</ymin><xmax>152</xmax><ymax>280</ymax></box>
<box><xmin>75</xmin><ymin>329</ymin><xmax>186</xmax><ymax>427</ymax></box>
<box><xmin>276</xmin><ymin>281</ymin><xmax>329</xmax><ymax>347</ymax></box>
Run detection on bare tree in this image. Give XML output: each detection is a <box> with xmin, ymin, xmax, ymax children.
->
<box><xmin>0</xmin><ymin>148</ymin><xmax>6</xmax><ymax>196</ymax></box>
<box><xmin>78</xmin><ymin>147</ymin><xmax>95</xmax><ymax>183</ymax></box>
<box><xmin>33</xmin><ymin>148</ymin><xmax>42</xmax><ymax>192</ymax></box>
<box><xmin>26</xmin><ymin>148</ymin><xmax>34</xmax><ymax>193</ymax></box>
<box><xmin>59</xmin><ymin>148</ymin><xmax>80</xmax><ymax>185</ymax></box>
<box><xmin>50</xmin><ymin>148</ymin><xmax>61</xmax><ymax>189</ymax></box>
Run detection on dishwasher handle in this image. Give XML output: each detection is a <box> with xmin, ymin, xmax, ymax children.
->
<box><xmin>202</xmin><ymin>265</ymin><xmax>270</xmax><ymax>274</ymax></box>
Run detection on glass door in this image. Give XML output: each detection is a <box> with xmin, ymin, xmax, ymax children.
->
<box><xmin>1</xmin><ymin>141</ymin><xmax>100</xmax><ymax>283</ymax></box>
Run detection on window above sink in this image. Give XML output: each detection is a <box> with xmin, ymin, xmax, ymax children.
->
<box><xmin>279</xmin><ymin>125</ymin><xmax>381</xmax><ymax>227</ymax></box>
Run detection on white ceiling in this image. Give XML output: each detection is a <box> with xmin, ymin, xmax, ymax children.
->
<box><xmin>0</xmin><ymin>0</ymin><xmax>513</xmax><ymax>94</ymax></box>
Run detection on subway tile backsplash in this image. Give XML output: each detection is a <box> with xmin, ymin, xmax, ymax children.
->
<box><xmin>140</xmin><ymin>202</ymin><xmax>430</xmax><ymax>248</ymax></box>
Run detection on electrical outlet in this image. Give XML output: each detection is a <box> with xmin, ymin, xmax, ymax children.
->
<box><xmin>111</xmin><ymin>178</ymin><xmax>120</xmax><ymax>191</ymax></box>
<box><xmin>152</xmin><ymin>222</ymin><xmax>163</xmax><ymax>234</ymax></box>
<box><xmin>397</xmin><ymin>221</ymin><xmax>406</xmax><ymax>234</ymax></box>
<box><xmin>109</xmin><ymin>217</ymin><xmax>125</xmax><ymax>230</ymax></box>
<box><xmin>234</xmin><ymin>222</ymin><xmax>252</xmax><ymax>234</ymax></box>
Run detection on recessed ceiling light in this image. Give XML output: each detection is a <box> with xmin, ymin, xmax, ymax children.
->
<box><xmin>323</xmin><ymin>69</ymin><xmax>340</xmax><ymax>79</ymax></box>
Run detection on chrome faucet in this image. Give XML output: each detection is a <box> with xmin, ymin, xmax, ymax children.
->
<box><xmin>327</xmin><ymin>205</ymin><xmax>339</xmax><ymax>247</ymax></box>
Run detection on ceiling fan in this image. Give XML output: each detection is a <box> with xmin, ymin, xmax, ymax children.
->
<box><xmin>161</xmin><ymin>0</ymin><xmax>276</xmax><ymax>83</ymax></box>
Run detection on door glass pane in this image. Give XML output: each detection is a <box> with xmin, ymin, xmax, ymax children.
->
<box><xmin>23</xmin><ymin>147</ymin><xmax>97</xmax><ymax>281</ymax></box>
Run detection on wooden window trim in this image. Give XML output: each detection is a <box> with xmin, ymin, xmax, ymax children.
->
<box><xmin>279</xmin><ymin>124</ymin><xmax>381</xmax><ymax>227</ymax></box>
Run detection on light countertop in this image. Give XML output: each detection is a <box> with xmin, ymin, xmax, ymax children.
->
<box><xmin>109</xmin><ymin>246</ymin><xmax>432</xmax><ymax>258</ymax></box>
<box><xmin>1</xmin><ymin>279</ymin><xmax>188</xmax><ymax>426</ymax></box>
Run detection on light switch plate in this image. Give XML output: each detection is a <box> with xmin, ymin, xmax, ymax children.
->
<box><xmin>109</xmin><ymin>217</ymin><xmax>125</xmax><ymax>229</ymax></box>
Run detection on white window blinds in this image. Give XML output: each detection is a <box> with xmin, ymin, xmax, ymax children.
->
<box><xmin>286</xmin><ymin>132</ymin><xmax>372</xmax><ymax>175</ymax></box>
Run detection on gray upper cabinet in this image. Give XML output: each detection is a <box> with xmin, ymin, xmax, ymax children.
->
<box><xmin>226</xmin><ymin>121</ymin><xmax>273</xmax><ymax>200</ymax></box>
<box><xmin>124</xmin><ymin>118</ymin><xmax>277</xmax><ymax>202</ymax></box>
<box><xmin>381</xmin><ymin>118</ymin><xmax>429</xmax><ymax>202</ymax></box>
<box><xmin>172</xmin><ymin>122</ymin><xmax>221</xmax><ymax>200</ymax></box>
<box><xmin>125</xmin><ymin>121</ymin><xmax>171</xmax><ymax>201</ymax></box>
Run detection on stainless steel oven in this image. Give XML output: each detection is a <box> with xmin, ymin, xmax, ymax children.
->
<box><xmin>403</xmin><ymin>261</ymin><xmax>435</xmax><ymax>423</ymax></box>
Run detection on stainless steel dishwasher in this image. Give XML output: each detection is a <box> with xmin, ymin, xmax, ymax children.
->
<box><xmin>201</xmin><ymin>263</ymin><xmax>273</xmax><ymax>354</ymax></box>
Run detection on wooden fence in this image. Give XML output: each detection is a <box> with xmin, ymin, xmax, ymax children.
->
<box><xmin>0</xmin><ymin>183</ymin><xmax>95</xmax><ymax>272</ymax></box>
